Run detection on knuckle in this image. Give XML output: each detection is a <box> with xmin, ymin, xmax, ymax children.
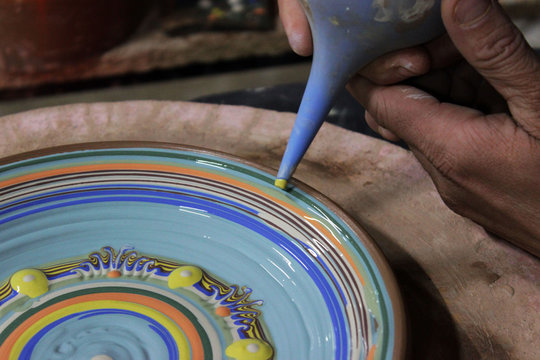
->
<box><xmin>370</xmin><ymin>91</ymin><xmax>391</xmax><ymax>125</ymax></box>
<box><xmin>435</xmin><ymin>152</ymin><xmax>468</xmax><ymax>181</ymax></box>
<box><xmin>423</xmin><ymin>139</ymin><xmax>463</xmax><ymax>180</ymax></box>
<box><xmin>429</xmin><ymin>122</ymin><xmax>499</xmax><ymax>182</ymax></box>
<box><xmin>473</xmin><ymin>23</ymin><xmax>525</xmax><ymax>69</ymax></box>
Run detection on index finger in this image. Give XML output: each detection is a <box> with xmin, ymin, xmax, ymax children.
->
<box><xmin>357</xmin><ymin>34</ymin><xmax>462</xmax><ymax>85</ymax></box>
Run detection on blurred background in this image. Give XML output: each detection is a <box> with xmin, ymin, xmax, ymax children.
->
<box><xmin>0</xmin><ymin>0</ymin><xmax>538</xmax><ymax>119</ymax></box>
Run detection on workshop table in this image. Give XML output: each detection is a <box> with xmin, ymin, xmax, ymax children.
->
<box><xmin>0</xmin><ymin>101</ymin><xmax>538</xmax><ymax>359</ymax></box>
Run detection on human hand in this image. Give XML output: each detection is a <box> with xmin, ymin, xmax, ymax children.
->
<box><xmin>345</xmin><ymin>0</ymin><xmax>540</xmax><ymax>256</ymax></box>
<box><xmin>277</xmin><ymin>0</ymin><xmax>453</xmax><ymax>84</ymax></box>
<box><xmin>278</xmin><ymin>0</ymin><xmax>540</xmax><ymax>256</ymax></box>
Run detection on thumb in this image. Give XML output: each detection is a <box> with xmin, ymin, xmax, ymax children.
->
<box><xmin>442</xmin><ymin>0</ymin><xmax>540</xmax><ymax>132</ymax></box>
<box><xmin>278</xmin><ymin>0</ymin><xmax>313</xmax><ymax>56</ymax></box>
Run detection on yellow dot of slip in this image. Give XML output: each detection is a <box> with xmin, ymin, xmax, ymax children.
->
<box><xmin>274</xmin><ymin>179</ymin><xmax>288</xmax><ymax>190</ymax></box>
<box><xmin>10</xmin><ymin>269</ymin><xmax>48</xmax><ymax>298</ymax></box>
<box><xmin>225</xmin><ymin>339</ymin><xmax>273</xmax><ymax>360</ymax></box>
<box><xmin>168</xmin><ymin>266</ymin><xmax>203</xmax><ymax>289</ymax></box>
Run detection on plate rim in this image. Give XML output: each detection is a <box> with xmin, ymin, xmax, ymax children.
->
<box><xmin>0</xmin><ymin>140</ymin><xmax>406</xmax><ymax>360</ymax></box>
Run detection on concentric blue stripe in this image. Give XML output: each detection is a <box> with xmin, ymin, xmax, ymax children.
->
<box><xmin>1</xmin><ymin>183</ymin><xmax>257</xmax><ymax>215</ymax></box>
<box><xmin>0</xmin><ymin>185</ymin><xmax>257</xmax><ymax>216</ymax></box>
<box><xmin>297</xmin><ymin>239</ymin><xmax>347</xmax><ymax>305</ymax></box>
<box><xmin>0</xmin><ymin>290</ymin><xmax>17</xmax><ymax>307</ymax></box>
<box><xmin>1</xmin><ymin>188</ymin><xmax>349</xmax><ymax>359</ymax></box>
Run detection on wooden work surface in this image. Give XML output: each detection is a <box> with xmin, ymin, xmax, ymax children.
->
<box><xmin>0</xmin><ymin>101</ymin><xmax>538</xmax><ymax>359</ymax></box>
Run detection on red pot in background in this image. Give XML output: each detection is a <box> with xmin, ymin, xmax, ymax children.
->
<box><xmin>0</xmin><ymin>0</ymin><xmax>151</xmax><ymax>73</ymax></box>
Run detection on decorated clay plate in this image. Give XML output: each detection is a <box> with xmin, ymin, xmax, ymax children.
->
<box><xmin>0</xmin><ymin>143</ymin><xmax>405</xmax><ymax>360</ymax></box>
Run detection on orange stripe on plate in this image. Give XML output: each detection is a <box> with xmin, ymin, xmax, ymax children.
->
<box><xmin>367</xmin><ymin>344</ymin><xmax>377</xmax><ymax>360</ymax></box>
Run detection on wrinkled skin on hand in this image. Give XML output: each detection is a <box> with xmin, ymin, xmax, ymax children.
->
<box><xmin>278</xmin><ymin>0</ymin><xmax>540</xmax><ymax>256</ymax></box>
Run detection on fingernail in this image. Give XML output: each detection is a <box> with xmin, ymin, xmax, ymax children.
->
<box><xmin>454</xmin><ymin>0</ymin><xmax>492</xmax><ymax>26</ymax></box>
<box><xmin>288</xmin><ymin>32</ymin><xmax>303</xmax><ymax>54</ymax></box>
<box><xmin>287</xmin><ymin>31</ymin><xmax>312</xmax><ymax>57</ymax></box>
<box><xmin>397</xmin><ymin>62</ymin><xmax>417</xmax><ymax>77</ymax></box>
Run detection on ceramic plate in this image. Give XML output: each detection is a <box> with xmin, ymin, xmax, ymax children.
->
<box><xmin>0</xmin><ymin>143</ymin><xmax>404</xmax><ymax>360</ymax></box>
